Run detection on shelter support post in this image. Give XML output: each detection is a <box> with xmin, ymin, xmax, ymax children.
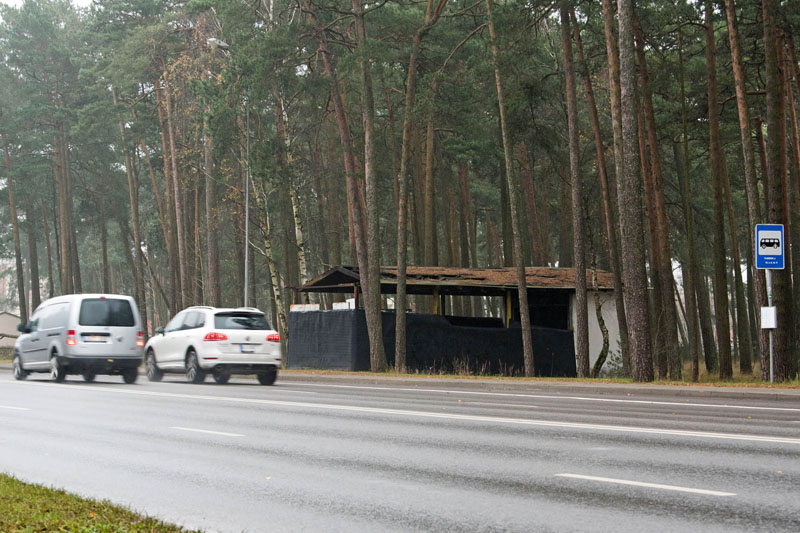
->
<box><xmin>505</xmin><ymin>290</ymin><xmax>511</xmax><ymax>328</ymax></box>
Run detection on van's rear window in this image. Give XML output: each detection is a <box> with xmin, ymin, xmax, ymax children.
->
<box><xmin>214</xmin><ymin>313</ymin><xmax>271</xmax><ymax>330</ymax></box>
<box><xmin>79</xmin><ymin>299</ymin><xmax>135</xmax><ymax>327</ymax></box>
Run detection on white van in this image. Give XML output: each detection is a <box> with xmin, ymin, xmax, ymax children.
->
<box><xmin>13</xmin><ymin>294</ymin><xmax>145</xmax><ymax>383</ymax></box>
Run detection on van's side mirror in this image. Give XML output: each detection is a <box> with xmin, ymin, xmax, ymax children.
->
<box><xmin>17</xmin><ymin>323</ymin><xmax>30</xmax><ymax>334</ymax></box>
<box><xmin>156</xmin><ymin>326</ymin><xmax>165</xmax><ymax>335</ymax></box>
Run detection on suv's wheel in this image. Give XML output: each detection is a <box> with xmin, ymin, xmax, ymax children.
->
<box><xmin>82</xmin><ymin>371</ymin><xmax>96</xmax><ymax>383</ymax></box>
<box><xmin>12</xmin><ymin>355</ymin><xmax>27</xmax><ymax>381</ymax></box>
<box><xmin>213</xmin><ymin>368</ymin><xmax>230</xmax><ymax>384</ymax></box>
<box><xmin>186</xmin><ymin>350</ymin><xmax>205</xmax><ymax>384</ymax></box>
<box><xmin>122</xmin><ymin>368</ymin><xmax>138</xmax><ymax>384</ymax></box>
<box><xmin>50</xmin><ymin>355</ymin><xmax>66</xmax><ymax>383</ymax></box>
<box><xmin>257</xmin><ymin>368</ymin><xmax>277</xmax><ymax>386</ymax></box>
<box><xmin>145</xmin><ymin>350</ymin><xmax>163</xmax><ymax>382</ymax></box>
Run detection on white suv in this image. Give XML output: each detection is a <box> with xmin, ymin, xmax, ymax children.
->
<box><xmin>144</xmin><ymin>306</ymin><xmax>281</xmax><ymax>385</ymax></box>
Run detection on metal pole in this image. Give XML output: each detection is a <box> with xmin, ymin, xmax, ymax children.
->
<box><xmin>766</xmin><ymin>268</ymin><xmax>773</xmax><ymax>384</ymax></box>
<box><xmin>244</xmin><ymin>99</ymin><xmax>250</xmax><ymax>308</ymax></box>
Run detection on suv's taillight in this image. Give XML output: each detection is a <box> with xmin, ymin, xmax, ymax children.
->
<box><xmin>66</xmin><ymin>330</ymin><xmax>77</xmax><ymax>346</ymax></box>
<box><xmin>204</xmin><ymin>332</ymin><xmax>228</xmax><ymax>341</ymax></box>
<box><xmin>266</xmin><ymin>333</ymin><xmax>280</xmax><ymax>343</ymax></box>
<box><xmin>136</xmin><ymin>331</ymin><xmax>145</xmax><ymax>347</ymax></box>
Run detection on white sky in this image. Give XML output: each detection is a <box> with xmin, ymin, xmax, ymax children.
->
<box><xmin>1</xmin><ymin>0</ymin><xmax>93</xmax><ymax>7</ymax></box>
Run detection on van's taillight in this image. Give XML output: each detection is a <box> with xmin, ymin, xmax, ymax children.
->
<box><xmin>66</xmin><ymin>330</ymin><xmax>77</xmax><ymax>346</ymax></box>
<box><xmin>266</xmin><ymin>333</ymin><xmax>280</xmax><ymax>343</ymax></box>
<box><xmin>136</xmin><ymin>331</ymin><xmax>145</xmax><ymax>347</ymax></box>
<box><xmin>204</xmin><ymin>332</ymin><xmax>228</xmax><ymax>341</ymax></box>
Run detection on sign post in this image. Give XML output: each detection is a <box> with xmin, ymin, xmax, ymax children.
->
<box><xmin>755</xmin><ymin>224</ymin><xmax>784</xmax><ymax>383</ymax></box>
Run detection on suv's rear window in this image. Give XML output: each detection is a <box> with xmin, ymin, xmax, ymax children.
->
<box><xmin>79</xmin><ymin>299</ymin><xmax>135</xmax><ymax>327</ymax></box>
<box><xmin>214</xmin><ymin>313</ymin><xmax>271</xmax><ymax>330</ymax></box>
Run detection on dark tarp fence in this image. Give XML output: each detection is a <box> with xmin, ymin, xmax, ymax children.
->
<box><xmin>288</xmin><ymin>310</ymin><xmax>577</xmax><ymax>377</ymax></box>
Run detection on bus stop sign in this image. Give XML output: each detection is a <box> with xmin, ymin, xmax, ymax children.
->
<box><xmin>756</xmin><ymin>224</ymin><xmax>784</xmax><ymax>269</ymax></box>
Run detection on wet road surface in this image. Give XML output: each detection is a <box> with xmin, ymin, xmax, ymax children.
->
<box><xmin>1</xmin><ymin>370</ymin><xmax>799</xmax><ymax>532</ymax></box>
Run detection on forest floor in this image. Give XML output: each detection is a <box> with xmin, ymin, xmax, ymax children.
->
<box><xmin>0</xmin><ymin>474</ymin><xmax>197</xmax><ymax>532</ymax></box>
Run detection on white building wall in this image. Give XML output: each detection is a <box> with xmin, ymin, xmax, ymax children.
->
<box><xmin>0</xmin><ymin>312</ymin><xmax>20</xmax><ymax>348</ymax></box>
<box><xmin>570</xmin><ymin>291</ymin><xmax>622</xmax><ymax>374</ymax></box>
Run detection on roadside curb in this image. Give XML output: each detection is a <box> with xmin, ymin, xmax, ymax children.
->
<box><xmin>3</xmin><ymin>362</ymin><xmax>798</xmax><ymax>403</ymax></box>
<box><xmin>277</xmin><ymin>371</ymin><xmax>800</xmax><ymax>403</ymax></box>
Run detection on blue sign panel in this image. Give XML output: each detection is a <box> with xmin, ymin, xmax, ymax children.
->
<box><xmin>756</xmin><ymin>224</ymin><xmax>784</xmax><ymax>269</ymax></box>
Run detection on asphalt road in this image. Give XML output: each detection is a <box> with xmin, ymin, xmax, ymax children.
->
<box><xmin>1</xmin><ymin>370</ymin><xmax>800</xmax><ymax>532</ymax></box>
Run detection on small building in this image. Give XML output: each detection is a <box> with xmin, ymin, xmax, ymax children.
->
<box><xmin>0</xmin><ymin>311</ymin><xmax>21</xmax><ymax>348</ymax></box>
<box><xmin>288</xmin><ymin>266</ymin><xmax>621</xmax><ymax>376</ymax></box>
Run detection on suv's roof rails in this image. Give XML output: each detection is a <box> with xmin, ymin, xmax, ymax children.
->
<box><xmin>187</xmin><ymin>305</ymin><xmax>214</xmax><ymax>310</ymax></box>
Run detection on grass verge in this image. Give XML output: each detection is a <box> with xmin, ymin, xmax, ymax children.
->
<box><xmin>0</xmin><ymin>473</ymin><xmax>198</xmax><ymax>532</ymax></box>
<box><xmin>280</xmin><ymin>363</ymin><xmax>800</xmax><ymax>388</ymax></box>
<box><xmin>0</xmin><ymin>346</ymin><xmax>12</xmax><ymax>362</ymax></box>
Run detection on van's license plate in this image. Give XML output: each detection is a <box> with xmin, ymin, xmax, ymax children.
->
<box><xmin>240</xmin><ymin>344</ymin><xmax>254</xmax><ymax>354</ymax></box>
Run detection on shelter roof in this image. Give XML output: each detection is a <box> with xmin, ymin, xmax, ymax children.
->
<box><xmin>301</xmin><ymin>266</ymin><xmax>615</xmax><ymax>297</ymax></box>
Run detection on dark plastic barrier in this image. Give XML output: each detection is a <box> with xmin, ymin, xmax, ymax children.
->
<box><xmin>287</xmin><ymin>310</ymin><xmax>577</xmax><ymax>377</ymax></box>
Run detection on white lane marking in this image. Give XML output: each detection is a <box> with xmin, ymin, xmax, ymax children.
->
<box><xmin>0</xmin><ymin>405</ymin><xmax>30</xmax><ymax>411</ymax></box>
<box><xmin>285</xmin><ymin>382</ymin><xmax>800</xmax><ymax>413</ymax></box>
<box><xmin>170</xmin><ymin>426</ymin><xmax>244</xmax><ymax>437</ymax></box>
<box><xmin>8</xmin><ymin>380</ymin><xmax>800</xmax><ymax>445</ymax></box>
<box><xmin>555</xmin><ymin>473</ymin><xmax>736</xmax><ymax>497</ymax></box>
<box><xmin>464</xmin><ymin>401</ymin><xmax>539</xmax><ymax>409</ymax></box>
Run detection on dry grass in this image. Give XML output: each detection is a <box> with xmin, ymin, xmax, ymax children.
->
<box><xmin>280</xmin><ymin>360</ymin><xmax>800</xmax><ymax>388</ymax></box>
<box><xmin>0</xmin><ymin>347</ymin><xmax>12</xmax><ymax>362</ymax></box>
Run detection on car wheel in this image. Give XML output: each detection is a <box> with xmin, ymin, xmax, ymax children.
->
<box><xmin>122</xmin><ymin>368</ymin><xmax>138</xmax><ymax>384</ymax></box>
<box><xmin>145</xmin><ymin>350</ymin><xmax>163</xmax><ymax>382</ymax></box>
<box><xmin>257</xmin><ymin>368</ymin><xmax>277</xmax><ymax>386</ymax></box>
<box><xmin>186</xmin><ymin>350</ymin><xmax>205</xmax><ymax>384</ymax></box>
<box><xmin>82</xmin><ymin>371</ymin><xmax>96</xmax><ymax>383</ymax></box>
<box><xmin>50</xmin><ymin>355</ymin><xmax>66</xmax><ymax>383</ymax></box>
<box><xmin>12</xmin><ymin>355</ymin><xmax>28</xmax><ymax>381</ymax></box>
<box><xmin>213</xmin><ymin>368</ymin><xmax>230</xmax><ymax>385</ymax></box>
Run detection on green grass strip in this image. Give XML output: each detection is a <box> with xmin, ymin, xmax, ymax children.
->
<box><xmin>0</xmin><ymin>474</ymin><xmax>199</xmax><ymax>532</ymax></box>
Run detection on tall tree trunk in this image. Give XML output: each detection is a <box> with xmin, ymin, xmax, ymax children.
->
<box><xmin>673</xmin><ymin>28</ymin><xmax>700</xmax><ymax>381</ymax></box>
<box><xmin>763</xmin><ymin>2</ymin><xmax>793</xmax><ymax>382</ymax></box>
<box><xmin>353</xmin><ymin>0</ymin><xmax>388</xmax><ymax>371</ymax></box>
<box><xmin>62</xmin><ymin>129</ymin><xmax>81</xmax><ymax>293</ymax></box>
<box><xmin>560</xmin><ymin>3</ymin><xmax>589</xmax><ymax>378</ymax></box>
<box><xmin>601</xmin><ymin>0</ymin><xmax>630</xmax><ymax>376</ymax></box>
<box><xmin>155</xmin><ymin>82</ymin><xmax>178</xmax><ymax>315</ymax></box>
<box><xmin>637</xmin><ymin>101</ymin><xmax>665</xmax><ymax>378</ymax></box>
<box><xmin>99</xmin><ymin>192</ymin><xmax>110</xmax><ymax>294</ymax></box>
<box><xmin>423</xmin><ymin>92</ymin><xmax>436</xmax><ymax>267</ymax></box>
<box><xmin>617</xmin><ymin>0</ymin><xmax>653</xmax><ymax>381</ymax></box>
<box><xmin>113</xmin><ymin>88</ymin><xmax>147</xmax><ymax>331</ymax></box>
<box><xmin>162</xmin><ymin>73</ymin><xmax>187</xmax><ymax>309</ymax></box>
<box><xmin>705</xmin><ymin>0</ymin><xmax>733</xmax><ymax>379</ymax></box>
<box><xmin>674</xmin><ymin>136</ymin><xmax>700</xmax><ymax>381</ymax></box>
<box><xmin>724</xmin><ymin>0</ymin><xmax>768</xmax><ymax>377</ymax></box>
<box><xmin>40</xmin><ymin>199</ymin><xmax>54</xmax><ymax>299</ymax></box>
<box><xmin>724</xmin><ymin>174</ymin><xmax>753</xmax><ymax>374</ymax></box>
<box><xmin>572</xmin><ymin>7</ymin><xmax>629</xmax><ymax>374</ymax></box>
<box><xmin>516</xmin><ymin>143</ymin><xmax>545</xmax><ymax>265</ymax></box>
<box><xmin>254</xmin><ymin>181</ymin><xmax>288</xmax><ymax>354</ymax></box>
<box><xmin>1</xmin><ymin>119</ymin><xmax>28</xmax><ymax>322</ymax></box>
<box><xmin>784</xmin><ymin>36</ymin><xmax>800</xmax><ymax>379</ymax></box>
<box><xmin>558</xmin><ymin>170</ymin><xmax>573</xmax><ymax>267</ymax></box>
<box><xmin>634</xmin><ymin>18</ymin><xmax>681</xmax><ymax>379</ymax></box>
<box><xmin>55</xmin><ymin>130</ymin><xmax>73</xmax><ymax>294</ymax></box>
<box><xmin>696</xmin><ymin>267</ymin><xmax>719</xmax><ymax>373</ymax></box>
<box><xmin>203</xmin><ymin>115</ymin><xmax>221</xmax><ymax>306</ymax></box>
<box><xmin>487</xmin><ymin>0</ymin><xmax>535</xmax><ymax>376</ymax></box>
<box><xmin>24</xmin><ymin>194</ymin><xmax>41</xmax><ymax>311</ymax></box>
<box><xmin>393</xmin><ymin>0</ymin><xmax>449</xmax><ymax>372</ymax></box>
